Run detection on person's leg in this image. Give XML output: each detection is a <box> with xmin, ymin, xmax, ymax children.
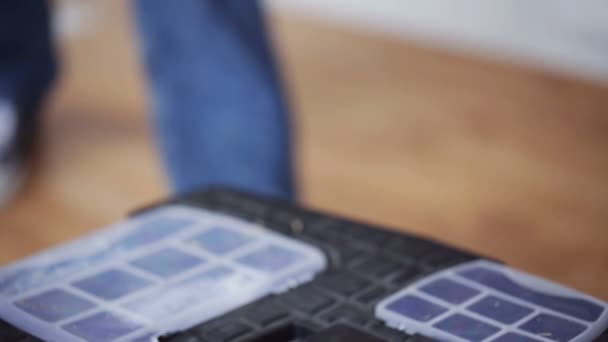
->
<box><xmin>132</xmin><ymin>0</ymin><xmax>296</xmax><ymax>199</ymax></box>
<box><xmin>0</xmin><ymin>0</ymin><xmax>57</xmax><ymax>204</ymax></box>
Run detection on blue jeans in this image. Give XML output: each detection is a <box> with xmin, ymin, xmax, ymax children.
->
<box><xmin>0</xmin><ymin>0</ymin><xmax>296</xmax><ymax>199</ymax></box>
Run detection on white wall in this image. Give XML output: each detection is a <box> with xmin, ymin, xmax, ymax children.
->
<box><xmin>268</xmin><ymin>0</ymin><xmax>608</xmax><ymax>83</ymax></box>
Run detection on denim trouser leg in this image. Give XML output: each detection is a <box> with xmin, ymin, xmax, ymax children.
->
<box><xmin>133</xmin><ymin>0</ymin><xmax>296</xmax><ymax>200</ymax></box>
<box><xmin>0</xmin><ymin>0</ymin><xmax>57</xmax><ymax>152</ymax></box>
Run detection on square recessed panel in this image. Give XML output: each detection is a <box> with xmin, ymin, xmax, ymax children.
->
<box><xmin>178</xmin><ymin>266</ymin><xmax>235</xmax><ymax>286</ymax></box>
<box><xmin>467</xmin><ymin>295</ymin><xmax>534</xmax><ymax>324</ymax></box>
<box><xmin>14</xmin><ymin>289</ymin><xmax>96</xmax><ymax>323</ymax></box>
<box><xmin>519</xmin><ymin>314</ymin><xmax>586</xmax><ymax>342</ymax></box>
<box><xmin>457</xmin><ymin>266</ymin><xmax>603</xmax><ymax>322</ymax></box>
<box><xmin>385</xmin><ymin>295</ymin><xmax>448</xmax><ymax>322</ymax></box>
<box><xmin>129</xmin><ymin>248</ymin><xmax>204</xmax><ymax>278</ymax></box>
<box><xmin>190</xmin><ymin>227</ymin><xmax>253</xmax><ymax>255</ymax></box>
<box><xmin>236</xmin><ymin>245</ymin><xmax>302</xmax><ymax>273</ymax></box>
<box><xmin>62</xmin><ymin>311</ymin><xmax>143</xmax><ymax>342</ymax></box>
<box><xmin>123</xmin><ymin>266</ymin><xmax>237</xmax><ymax>320</ymax></box>
<box><xmin>434</xmin><ymin>313</ymin><xmax>500</xmax><ymax>341</ymax></box>
<box><xmin>72</xmin><ymin>269</ymin><xmax>153</xmax><ymax>301</ymax></box>
<box><xmin>120</xmin><ymin>217</ymin><xmax>194</xmax><ymax>249</ymax></box>
<box><xmin>492</xmin><ymin>332</ymin><xmax>542</xmax><ymax>342</ymax></box>
<box><xmin>419</xmin><ymin>278</ymin><xmax>480</xmax><ymax>304</ymax></box>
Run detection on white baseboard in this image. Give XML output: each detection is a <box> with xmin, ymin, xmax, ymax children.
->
<box><xmin>268</xmin><ymin>0</ymin><xmax>608</xmax><ymax>83</ymax></box>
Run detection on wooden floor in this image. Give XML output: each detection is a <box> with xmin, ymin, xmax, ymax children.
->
<box><xmin>1</xmin><ymin>2</ymin><xmax>607</xmax><ymax>299</ymax></box>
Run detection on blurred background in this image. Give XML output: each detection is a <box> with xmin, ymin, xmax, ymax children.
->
<box><xmin>0</xmin><ymin>0</ymin><xmax>606</xmax><ymax>298</ymax></box>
